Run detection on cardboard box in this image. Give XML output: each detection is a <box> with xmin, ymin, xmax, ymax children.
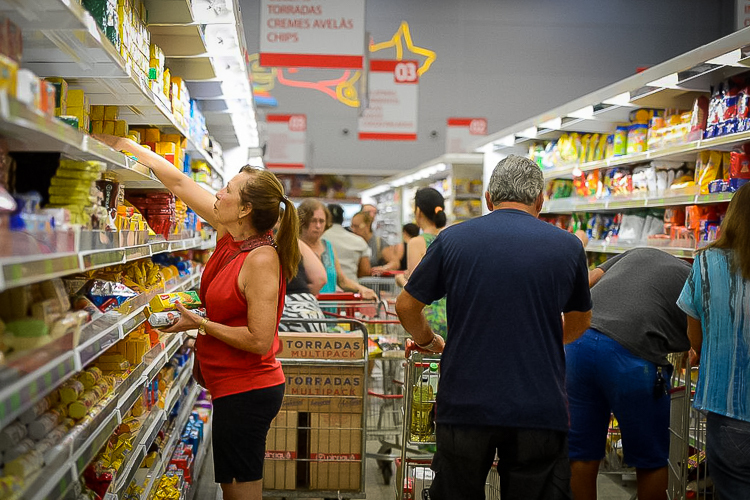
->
<box><xmin>263</xmin><ymin>411</ymin><xmax>298</xmax><ymax>490</ymax></box>
<box><xmin>309</xmin><ymin>413</ymin><xmax>362</xmax><ymax>491</ymax></box>
<box><xmin>277</xmin><ymin>332</ymin><xmax>365</xmax><ymax>360</ymax></box>
<box><xmin>281</xmin><ymin>365</ymin><xmax>364</xmax><ymax>414</ymax></box>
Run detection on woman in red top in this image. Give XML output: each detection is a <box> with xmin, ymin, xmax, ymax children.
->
<box><xmin>97</xmin><ymin>135</ymin><xmax>300</xmax><ymax>500</ymax></box>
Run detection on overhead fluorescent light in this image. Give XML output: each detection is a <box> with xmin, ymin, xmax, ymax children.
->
<box><xmin>493</xmin><ymin>135</ymin><xmax>516</xmax><ymax>149</ymax></box>
<box><xmin>707</xmin><ymin>49</ymin><xmax>743</xmax><ymax>67</ymax></box>
<box><xmin>602</xmin><ymin>92</ymin><xmax>633</xmax><ymax>106</ymax></box>
<box><xmin>567</xmin><ymin>106</ymin><xmax>594</xmax><ymax>119</ymax></box>
<box><xmin>539</xmin><ymin>117</ymin><xmax>562</xmax><ymax>130</ymax></box>
<box><xmin>517</xmin><ymin>126</ymin><xmax>538</xmax><ymax>139</ymax></box>
<box><xmin>647</xmin><ymin>73</ymin><xmax>679</xmax><ymax>89</ymax></box>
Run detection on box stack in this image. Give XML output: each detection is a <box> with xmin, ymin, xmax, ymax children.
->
<box><xmin>170</xmin><ymin>77</ymin><xmax>190</xmax><ymax>131</ymax></box>
<box><xmin>114</xmin><ymin>0</ymin><xmax>150</xmax><ymax>84</ymax></box>
<box><xmin>264</xmin><ymin>332</ymin><xmax>365</xmax><ymax>493</ymax></box>
<box><xmin>81</xmin><ymin>0</ymin><xmax>120</xmax><ymax>49</ymax></box>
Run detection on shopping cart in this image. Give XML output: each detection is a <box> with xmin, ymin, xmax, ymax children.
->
<box><xmin>317</xmin><ymin>293</ymin><xmax>410</xmax><ymax>486</ymax></box>
<box><xmin>667</xmin><ymin>352</ymin><xmax>710</xmax><ymax>500</ymax></box>
<box><xmin>398</xmin><ymin>352</ymin><xmax>501</xmax><ymax>500</ymax></box>
<box><xmin>359</xmin><ymin>275</ymin><xmax>403</xmax><ymax>302</ymax></box>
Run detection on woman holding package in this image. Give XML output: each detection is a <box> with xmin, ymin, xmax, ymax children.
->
<box><xmin>396</xmin><ymin>188</ymin><xmax>448</xmax><ymax>339</ymax></box>
<box><xmin>677</xmin><ymin>182</ymin><xmax>750</xmax><ymax>500</ymax></box>
<box><xmin>97</xmin><ymin>134</ymin><xmax>299</xmax><ymax>500</ymax></box>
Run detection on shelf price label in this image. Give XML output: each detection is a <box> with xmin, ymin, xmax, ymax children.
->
<box><xmin>358</xmin><ymin>60</ymin><xmax>419</xmax><ymax>141</ymax></box>
<box><xmin>446</xmin><ymin>118</ymin><xmax>488</xmax><ymax>153</ymax></box>
<box><xmin>266</xmin><ymin>114</ymin><xmax>307</xmax><ymax>171</ymax></box>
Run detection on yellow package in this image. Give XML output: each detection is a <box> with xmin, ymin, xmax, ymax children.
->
<box><xmin>91</xmin><ymin>105</ymin><xmax>105</xmax><ymax>121</ymax></box>
<box><xmin>48</xmin><ymin>185</ymin><xmax>94</xmax><ymax>197</ymax></box>
<box><xmin>586</xmin><ymin>134</ymin><xmax>599</xmax><ymax>163</ymax></box>
<box><xmin>104</xmin><ymin>105</ymin><xmax>119</xmax><ymax>121</ymax></box>
<box><xmin>723</xmin><ymin>152</ymin><xmax>731</xmax><ymax>182</ymax></box>
<box><xmin>144</xmin><ymin>128</ymin><xmax>160</xmax><ymax>143</ymax></box>
<box><xmin>67</xmin><ymin>89</ymin><xmax>85</xmax><ymax>108</ymax></box>
<box><xmin>149</xmin><ymin>291</ymin><xmax>201</xmax><ymax>312</ymax></box>
<box><xmin>579</xmin><ymin>134</ymin><xmax>591</xmax><ymax>164</ymax></box>
<box><xmin>114</xmin><ymin>120</ymin><xmax>129</xmax><ymax>137</ymax></box>
<box><xmin>91</xmin><ymin>120</ymin><xmax>104</xmax><ymax>134</ymax></box>
<box><xmin>699</xmin><ymin>151</ymin><xmax>722</xmax><ymax>194</ymax></box>
<box><xmin>103</xmin><ymin>121</ymin><xmax>116</xmax><ymax>135</ymax></box>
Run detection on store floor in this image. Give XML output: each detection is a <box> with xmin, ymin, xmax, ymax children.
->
<box><xmin>193</xmin><ymin>443</ymin><xmax>638</xmax><ymax>499</ymax></box>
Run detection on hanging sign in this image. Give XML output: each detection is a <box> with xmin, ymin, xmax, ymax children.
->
<box><xmin>445</xmin><ymin>118</ymin><xmax>487</xmax><ymax>153</ymax></box>
<box><xmin>259</xmin><ymin>0</ymin><xmax>366</xmax><ymax>69</ymax></box>
<box><xmin>265</xmin><ymin>114</ymin><xmax>307</xmax><ymax>170</ymax></box>
<box><xmin>358</xmin><ymin>60</ymin><xmax>418</xmax><ymax>141</ymax></box>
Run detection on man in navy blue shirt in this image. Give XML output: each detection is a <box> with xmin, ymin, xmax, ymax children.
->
<box><xmin>396</xmin><ymin>155</ymin><xmax>592</xmax><ymax>500</ymax></box>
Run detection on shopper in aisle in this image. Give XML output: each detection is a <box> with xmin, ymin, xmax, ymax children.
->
<box><xmin>361</xmin><ymin>203</ymin><xmax>378</xmax><ymax>221</ymax></box>
<box><xmin>297</xmin><ymin>198</ymin><xmax>377</xmax><ymax>299</ymax></box>
<box><xmin>351</xmin><ymin>210</ymin><xmax>398</xmax><ymax>268</ymax></box>
<box><xmin>373</xmin><ymin>222</ymin><xmax>420</xmax><ymax>274</ymax></box>
<box><xmin>324</xmin><ymin>203</ymin><xmax>372</xmax><ymax>278</ymax></box>
<box><xmin>396</xmin><ymin>155</ymin><xmax>592</xmax><ymax>500</ymax></box>
<box><xmin>277</xmin><ymin>210</ymin><xmax>328</xmax><ymax>332</ymax></box>
<box><xmin>566</xmin><ymin>248</ymin><xmax>691</xmax><ymax>500</ymax></box>
<box><xmin>677</xmin><ymin>183</ymin><xmax>750</xmax><ymax>500</ymax></box>
<box><xmin>395</xmin><ymin>188</ymin><xmax>448</xmax><ymax>339</ymax></box>
<box><xmin>96</xmin><ymin>134</ymin><xmax>298</xmax><ymax>500</ymax></box>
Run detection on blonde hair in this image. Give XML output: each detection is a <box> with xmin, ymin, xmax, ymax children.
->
<box><xmin>239</xmin><ymin>167</ymin><xmax>300</xmax><ymax>280</ymax></box>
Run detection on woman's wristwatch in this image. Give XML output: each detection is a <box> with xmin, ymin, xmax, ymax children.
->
<box><xmin>198</xmin><ymin>317</ymin><xmax>209</xmax><ymax>336</ymax></box>
<box><xmin>416</xmin><ymin>333</ymin><xmax>439</xmax><ymax>351</ymax></box>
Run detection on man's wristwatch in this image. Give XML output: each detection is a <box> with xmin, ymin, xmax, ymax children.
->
<box><xmin>198</xmin><ymin>317</ymin><xmax>209</xmax><ymax>336</ymax></box>
<box><xmin>416</xmin><ymin>334</ymin><xmax>438</xmax><ymax>351</ymax></box>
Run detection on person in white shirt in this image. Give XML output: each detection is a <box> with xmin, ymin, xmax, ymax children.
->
<box><xmin>324</xmin><ymin>204</ymin><xmax>372</xmax><ymax>278</ymax></box>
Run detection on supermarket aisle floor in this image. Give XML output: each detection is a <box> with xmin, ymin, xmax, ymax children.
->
<box><xmin>194</xmin><ymin>443</ymin><xmax>638</xmax><ymax>499</ymax></box>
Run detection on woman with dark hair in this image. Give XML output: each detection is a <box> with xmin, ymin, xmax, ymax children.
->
<box><xmin>397</xmin><ymin>188</ymin><xmax>448</xmax><ymax>339</ymax></box>
<box><xmin>372</xmin><ymin>222</ymin><xmax>420</xmax><ymax>274</ymax></box>
<box><xmin>678</xmin><ymin>183</ymin><xmax>750</xmax><ymax>499</ymax></box>
<box><xmin>96</xmin><ymin>135</ymin><xmax>300</xmax><ymax>500</ymax></box>
<box><xmin>297</xmin><ymin>198</ymin><xmax>377</xmax><ymax>299</ymax></box>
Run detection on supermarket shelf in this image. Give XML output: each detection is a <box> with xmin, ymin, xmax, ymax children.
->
<box><xmin>453</xmin><ymin>193</ymin><xmax>482</xmax><ymax>200</ymax></box>
<box><xmin>0</xmin><ymin>0</ymin><xmax>226</xmax><ymax>181</ymax></box>
<box><xmin>163</xmin><ymin>357</ymin><xmax>194</xmax><ymax>416</ymax></box>
<box><xmin>541</xmin><ymin>130</ymin><xmax>750</xmax><ymax>181</ymax></box>
<box><xmin>185</xmin><ymin>417</ymin><xmax>212</xmax><ymax>500</ymax></box>
<box><xmin>543</xmin><ymin>190</ymin><xmax>735</xmax><ymax>213</ymax></box>
<box><xmin>585</xmin><ymin>241</ymin><xmax>697</xmax><ymax>258</ymax></box>
<box><xmin>113</xmin><ymin>409</ymin><xmax>166</xmax><ymax>496</ymax></box>
<box><xmin>0</xmin><ymin>236</ymin><xmax>205</xmax><ymax>292</ymax></box>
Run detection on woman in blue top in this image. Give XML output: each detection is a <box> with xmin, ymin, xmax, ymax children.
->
<box><xmin>297</xmin><ymin>199</ymin><xmax>377</xmax><ymax>300</ymax></box>
<box><xmin>677</xmin><ymin>182</ymin><xmax>750</xmax><ymax>500</ymax></box>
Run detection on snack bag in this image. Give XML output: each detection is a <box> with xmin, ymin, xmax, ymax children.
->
<box><xmin>698</xmin><ymin>151</ymin><xmax>722</xmax><ymax>194</ymax></box>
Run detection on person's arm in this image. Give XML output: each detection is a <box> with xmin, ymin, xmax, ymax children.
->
<box><xmin>404</xmin><ymin>236</ymin><xmax>427</xmax><ymax>280</ymax></box>
<box><xmin>562</xmin><ymin>310</ymin><xmax>592</xmax><ymax>344</ymax></box>
<box><xmin>687</xmin><ymin>315</ymin><xmax>703</xmax><ymax>365</ymax></box>
<box><xmin>589</xmin><ymin>268</ymin><xmax>605</xmax><ymax>288</ymax></box>
<box><xmin>162</xmin><ymin>247</ymin><xmax>281</xmax><ymax>354</ymax></box>
<box><xmin>373</xmin><ymin>244</ymin><xmax>402</xmax><ymax>274</ymax></box>
<box><xmin>299</xmin><ymin>240</ymin><xmax>326</xmax><ymax>295</ymax></box>
<box><xmin>395</xmin><ymin>289</ymin><xmax>445</xmax><ymax>355</ymax></box>
<box><xmin>332</xmin><ymin>247</ymin><xmax>378</xmax><ymax>300</ymax></box>
<box><xmin>357</xmin><ymin>256</ymin><xmax>371</xmax><ymax>278</ymax></box>
<box><xmin>95</xmin><ymin>134</ymin><xmax>219</xmax><ymax>227</ymax></box>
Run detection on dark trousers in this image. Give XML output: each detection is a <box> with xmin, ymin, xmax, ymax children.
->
<box><xmin>706</xmin><ymin>411</ymin><xmax>750</xmax><ymax>500</ymax></box>
<box><xmin>429</xmin><ymin>424</ymin><xmax>572</xmax><ymax>500</ymax></box>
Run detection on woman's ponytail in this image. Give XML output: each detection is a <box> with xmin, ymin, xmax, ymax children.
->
<box><xmin>276</xmin><ymin>196</ymin><xmax>301</xmax><ymax>281</ymax></box>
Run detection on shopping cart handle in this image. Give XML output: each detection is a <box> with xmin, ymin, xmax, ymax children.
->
<box><xmin>317</xmin><ymin>292</ymin><xmax>362</xmax><ymax>300</ymax></box>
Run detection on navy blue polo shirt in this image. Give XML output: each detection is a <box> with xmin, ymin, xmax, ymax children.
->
<box><xmin>405</xmin><ymin>209</ymin><xmax>591</xmax><ymax>431</ymax></box>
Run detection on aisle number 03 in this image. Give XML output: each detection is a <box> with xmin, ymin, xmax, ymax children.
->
<box><xmin>394</xmin><ymin>61</ymin><xmax>419</xmax><ymax>83</ymax></box>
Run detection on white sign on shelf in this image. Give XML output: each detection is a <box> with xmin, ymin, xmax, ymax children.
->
<box><xmin>265</xmin><ymin>114</ymin><xmax>307</xmax><ymax>170</ymax></box>
<box><xmin>445</xmin><ymin>118</ymin><xmax>488</xmax><ymax>153</ymax></box>
<box><xmin>259</xmin><ymin>0</ymin><xmax>365</xmax><ymax>69</ymax></box>
<box><xmin>358</xmin><ymin>60</ymin><xmax>418</xmax><ymax>141</ymax></box>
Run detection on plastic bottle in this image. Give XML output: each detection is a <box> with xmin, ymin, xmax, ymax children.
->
<box><xmin>427</xmin><ymin>363</ymin><xmax>439</xmax><ymax>396</ymax></box>
<box><xmin>410</xmin><ymin>374</ymin><xmax>434</xmax><ymax>441</ymax></box>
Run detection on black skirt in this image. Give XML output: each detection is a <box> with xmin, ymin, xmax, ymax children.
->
<box><xmin>211</xmin><ymin>383</ymin><xmax>285</xmax><ymax>483</ymax></box>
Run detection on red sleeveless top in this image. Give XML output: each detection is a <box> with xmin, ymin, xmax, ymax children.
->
<box><xmin>196</xmin><ymin>232</ymin><xmax>286</xmax><ymax>399</ymax></box>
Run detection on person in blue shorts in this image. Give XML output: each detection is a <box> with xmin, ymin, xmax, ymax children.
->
<box><xmin>566</xmin><ymin>248</ymin><xmax>691</xmax><ymax>500</ymax></box>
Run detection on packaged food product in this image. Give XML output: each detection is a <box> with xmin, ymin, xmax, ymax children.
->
<box><xmin>4</xmin><ymin>438</ymin><xmax>35</xmax><ymax>462</ymax></box>
<box><xmin>78</xmin><ymin>366</ymin><xmax>103</xmax><ymax>390</ymax></box>
<box><xmin>626</xmin><ymin>123</ymin><xmax>648</xmax><ymax>154</ymax></box>
<box><xmin>4</xmin><ymin>449</ymin><xmax>43</xmax><ymax>478</ymax></box>
<box><xmin>59</xmin><ymin>378</ymin><xmax>85</xmax><ymax>404</ymax></box>
<box><xmin>699</xmin><ymin>151</ymin><xmax>722</xmax><ymax>194</ymax></box>
<box><xmin>148</xmin><ymin>308</ymin><xmax>207</xmax><ymax>327</ymax></box>
<box><xmin>613</xmin><ymin>125</ymin><xmax>628</xmax><ymax>156</ymax></box>
<box><xmin>149</xmin><ymin>291</ymin><xmax>201</xmax><ymax>313</ymax></box>
<box><xmin>0</xmin><ymin>420</ymin><xmax>27</xmax><ymax>452</ymax></box>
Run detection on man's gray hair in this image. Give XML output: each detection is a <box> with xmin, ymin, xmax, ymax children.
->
<box><xmin>487</xmin><ymin>155</ymin><xmax>545</xmax><ymax>206</ymax></box>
